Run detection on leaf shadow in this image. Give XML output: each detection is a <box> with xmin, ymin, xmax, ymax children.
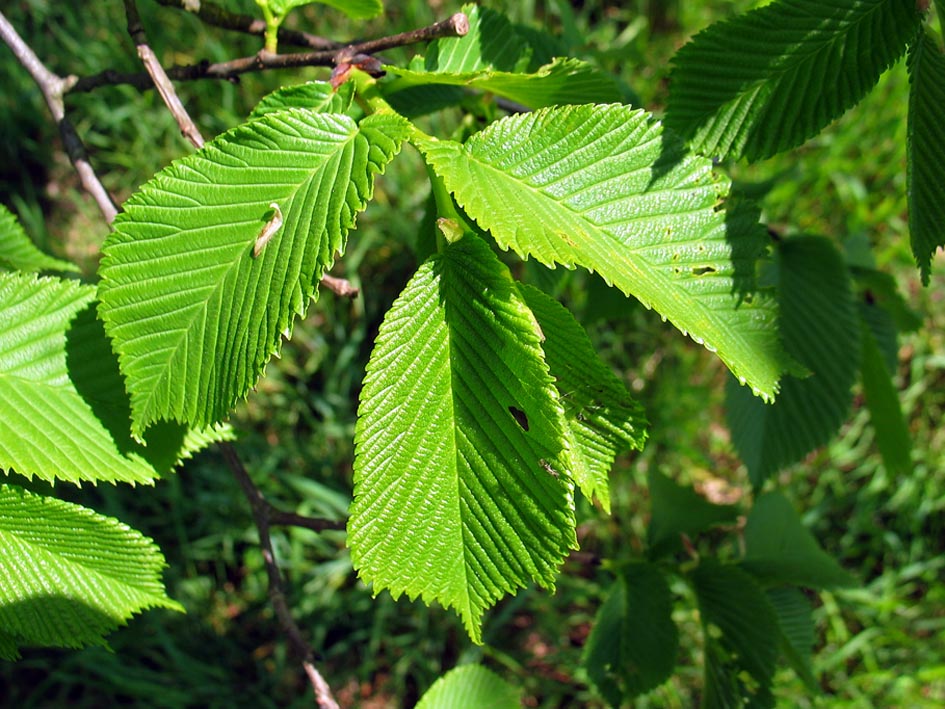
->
<box><xmin>0</xmin><ymin>593</ymin><xmax>121</xmax><ymax>659</ymax></box>
<box><xmin>648</xmin><ymin>123</ymin><xmax>771</xmax><ymax>305</ymax></box>
<box><xmin>64</xmin><ymin>301</ymin><xmax>191</xmax><ymax>474</ymax></box>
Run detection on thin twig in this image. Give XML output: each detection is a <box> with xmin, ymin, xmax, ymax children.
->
<box><xmin>124</xmin><ymin>0</ymin><xmax>205</xmax><ymax>149</ymax></box>
<box><xmin>72</xmin><ymin>12</ymin><xmax>469</xmax><ymax>93</ymax></box>
<box><xmin>0</xmin><ymin>11</ymin><xmax>118</xmax><ymax>223</ymax></box>
<box><xmin>269</xmin><ymin>509</ymin><xmax>346</xmax><ymax>532</ymax></box>
<box><xmin>154</xmin><ymin>0</ymin><xmax>340</xmax><ymax>50</ymax></box>
<box><xmin>320</xmin><ymin>274</ymin><xmax>359</xmax><ymax>299</ymax></box>
<box><xmin>220</xmin><ymin>441</ymin><xmax>340</xmax><ymax>709</ymax></box>
<box><xmin>335</xmin><ymin>12</ymin><xmax>469</xmax><ymax>57</ymax></box>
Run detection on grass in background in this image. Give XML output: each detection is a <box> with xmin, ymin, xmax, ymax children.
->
<box><xmin>1</xmin><ymin>0</ymin><xmax>943</xmax><ymax>706</ymax></box>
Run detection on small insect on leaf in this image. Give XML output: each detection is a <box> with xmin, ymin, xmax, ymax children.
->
<box><xmin>539</xmin><ymin>458</ymin><xmax>560</xmax><ymax>478</ymax></box>
<box><xmin>254</xmin><ymin>202</ymin><xmax>283</xmax><ymax>258</ymax></box>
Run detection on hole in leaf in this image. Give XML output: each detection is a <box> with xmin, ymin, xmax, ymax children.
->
<box><xmin>692</xmin><ymin>266</ymin><xmax>716</xmax><ymax>276</ymax></box>
<box><xmin>508</xmin><ymin>405</ymin><xmax>529</xmax><ymax>431</ymax></box>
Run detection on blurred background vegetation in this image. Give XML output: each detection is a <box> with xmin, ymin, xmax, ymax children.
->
<box><xmin>2</xmin><ymin>0</ymin><xmax>943</xmax><ymax>706</ymax></box>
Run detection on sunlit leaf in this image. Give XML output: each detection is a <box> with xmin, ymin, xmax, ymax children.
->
<box><xmin>267</xmin><ymin>0</ymin><xmax>382</xmax><ymax>21</ymax></box>
<box><xmin>249</xmin><ymin>80</ymin><xmax>353</xmax><ymax>119</ymax></box>
<box><xmin>387</xmin><ymin>57</ymin><xmax>621</xmax><ymax>110</ymax></box>
<box><xmin>0</xmin><ymin>204</ymin><xmax>77</xmax><ymax>274</ymax></box>
<box><xmin>417</xmin><ymin>104</ymin><xmax>794</xmax><ymax>401</ymax></box>
<box><xmin>416</xmin><ymin>665</ymin><xmax>520</xmax><ymax>709</ymax></box>
<box><xmin>98</xmin><ymin>110</ymin><xmax>409</xmax><ymax>435</ymax></box>
<box><xmin>520</xmin><ymin>284</ymin><xmax>646</xmax><ymax>512</ymax></box>
<box><xmin>349</xmin><ymin>235</ymin><xmax>576</xmax><ymax>643</ymax></box>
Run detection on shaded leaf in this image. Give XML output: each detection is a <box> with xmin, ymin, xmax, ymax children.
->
<box><xmin>0</xmin><ymin>484</ymin><xmax>182</xmax><ymax>659</ymax></box>
<box><xmin>768</xmin><ymin>586</ymin><xmax>818</xmax><ymax>692</ymax></box>
<box><xmin>416</xmin><ymin>665</ymin><xmax>521</xmax><ymax>709</ymax></box>
<box><xmin>0</xmin><ymin>273</ymin><xmax>227</xmax><ymax>485</ymax></box>
<box><xmin>741</xmin><ymin>491</ymin><xmax>855</xmax><ymax>589</ymax></box>
<box><xmin>907</xmin><ymin>29</ymin><xmax>945</xmax><ymax>284</ymax></box>
<box><xmin>584</xmin><ymin>562</ymin><xmax>678</xmax><ymax>704</ymax></box>
<box><xmin>666</xmin><ymin>0</ymin><xmax>922</xmax><ymax>160</ymax></box>
<box><xmin>348</xmin><ymin>235</ymin><xmax>576</xmax><ymax>644</ymax></box>
<box><xmin>692</xmin><ymin>560</ymin><xmax>779</xmax><ymax>691</ymax></box>
<box><xmin>417</xmin><ymin>104</ymin><xmax>793</xmax><ymax>401</ymax></box>
<box><xmin>860</xmin><ymin>324</ymin><xmax>913</xmax><ymax>475</ymax></box>
<box><xmin>520</xmin><ymin>284</ymin><xmax>647</xmax><ymax>513</ymax></box>
<box><xmin>98</xmin><ymin>110</ymin><xmax>409</xmax><ymax>435</ymax></box>
<box><xmin>647</xmin><ymin>470</ymin><xmax>739</xmax><ymax>559</ymax></box>
<box><xmin>726</xmin><ymin>236</ymin><xmax>860</xmax><ymax>487</ymax></box>
<box><xmin>703</xmin><ymin>635</ymin><xmax>742</xmax><ymax>709</ymax></box>
<box><xmin>0</xmin><ymin>204</ymin><xmax>77</xmax><ymax>274</ymax></box>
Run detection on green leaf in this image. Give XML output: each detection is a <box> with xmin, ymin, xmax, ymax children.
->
<box><xmin>584</xmin><ymin>562</ymin><xmax>679</xmax><ymax>705</ymax></box>
<box><xmin>703</xmin><ymin>635</ymin><xmax>742</xmax><ymax>709</ymax></box>
<box><xmin>860</xmin><ymin>321</ymin><xmax>912</xmax><ymax>475</ymax></box>
<box><xmin>390</xmin><ymin>4</ymin><xmax>620</xmax><ymax>109</ymax></box>
<box><xmin>416</xmin><ymin>665</ymin><xmax>521</xmax><ymax>709</ymax></box>
<box><xmin>692</xmin><ymin>560</ymin><xmax>779</xmax><ymax>692</ymax></box>
<box><xmin>851</xmin><ymin>265</ymin><xmax>922</xmax><ymax>338</ymax></box>
<box><xmin>768</xmin><ymin>586</ymin><xmax>818</xmax><ymax>692</ymax></box>
<box><xmin>249</xmin><ymin>80</ymin><xmax>353</xmax><ymax>119</ymax></box>
<box><xmin>646</xmin><ymin>470</ymin><xmax>739</xmax><ymax>559</ymax></box>
<box><xmin>422</xmin><ymin>4</ymin><xmax>529</xmax><ymax>74</ymax></box>
<box><xmin>665</xmin><ymin>0</ymin><xmax>923</xmax><ymax>161</ymax></box>
<box><xmin>0</xmin><ymin>272</ymin><xmax>228</xmax><ymax>485</ymax></box>
<box><xmin>417</xmin><ymin>104</ymin><xmax>793</xmax><ymax>401</ymax></box>
<box><xmin>519</xmin><ymin>285</ymin><xmax>646</xmax><ymax>513</ymax></box>
<box><xmin>267</xmin><ymin>0</ymin><xmax>382</xmax><ymax>21</ymax></box>
<box><xmin>0</xmin><ymin>204</ymin><xmax>77</xmax><ymax>274</ymax></box>
<box><xmin>387</xmin><ymin>57</ymin><xmax>622</xmax><ymax>110</ymax></box>
<box><xmin>0</xmin><ymin>484</ymin><xmax>182</xmax><ymax>659</ymax></box>
<box><xmin>98</xmin><ymin>110</ymin><xmax>409</xmax><ymax>435</ymax></box>
<box><xmin>741</xmin><ymin>491</ymin><xmax>855</xmax><ymax>589</ymax></box>
<box><xmin>348</xmin><ymin>235</ymin><xmax>576</xmax><ymax>644</ymax></box>
<box><xmin>907</xmin><ymin>29</ymin><xmax>945</xmax><ymax>284</ymax></box>
<box><xmin>726</xmin><ymin>236</ymin><xmax>860</xmax><ymax>487</ymax></box>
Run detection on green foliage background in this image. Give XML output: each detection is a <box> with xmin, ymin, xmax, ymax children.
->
<box><xmin>1</xmin><ymin>0</ymin><xmax>943</xmax><ymax>706</ymax></box>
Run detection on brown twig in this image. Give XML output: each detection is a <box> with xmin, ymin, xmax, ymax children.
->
<box><xmin>72</xmin><ymin>12</ymin><xmax>469</xmax><ymax>93</ymax></box>
<box><xmin>320</xmin><ymin>274</ymin><xmax>359</xmax><ymax>299</ymax></box>
<box><xmin>124</xmin><ymin>0</ymin><xmax>204</xmax><ymax>149</ymax></box>
<box><xmin>220</xmin><ymin>441</ymin><xmax>341</xmax><ymax>709</ymax></box>
<box><xmin>0</xmin><ymin>11</ymin><xmax>118</xmax><ymax>224</ymax></box>
<box><xmin>269</xmin><ymin>509</ymin><xmax>346</xmax><ymax>532</ymax></box>
<box><xmin>154</xmin><ymin>0</ymin><xmax>340</xmax><ymax>50</ymax></box>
